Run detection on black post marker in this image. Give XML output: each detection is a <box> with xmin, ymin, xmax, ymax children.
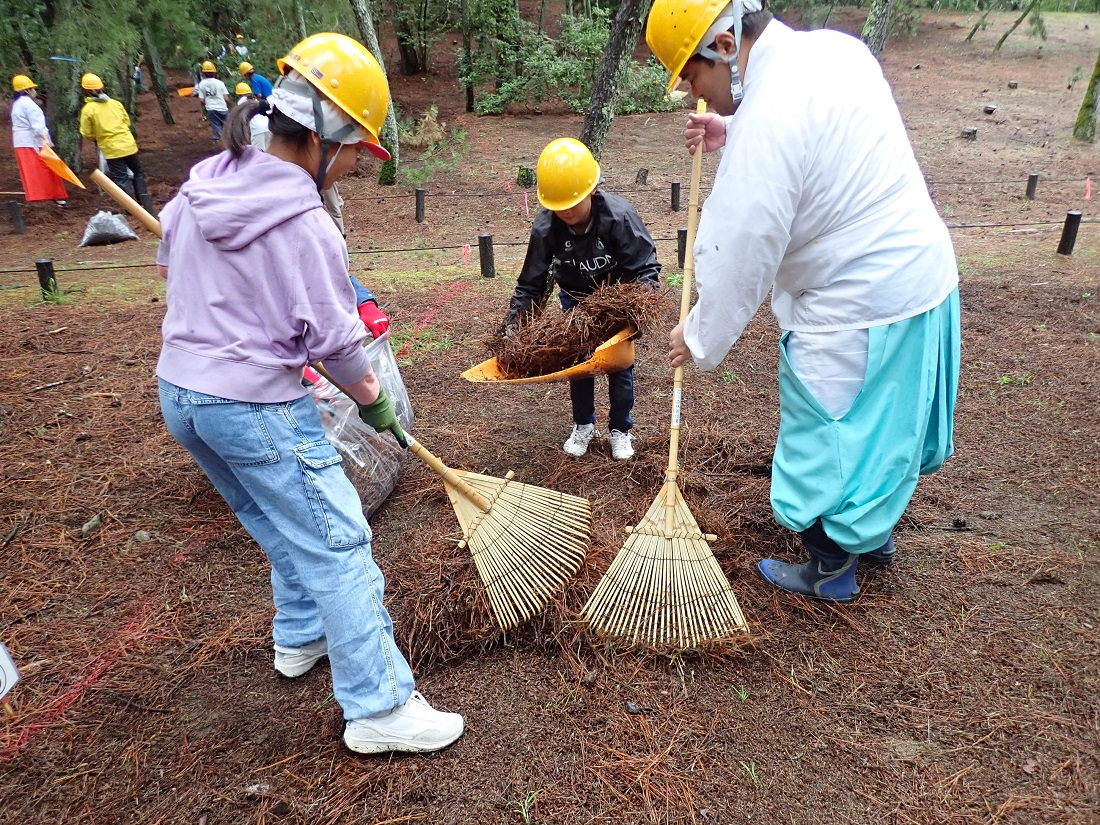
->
<box><xmin>36</xmin><ymin>259</ymin><xmax>57</xmax><ymax>300</ymax></box>
<box><xmin>478</xmin><ymin>233</ymin><xmax>495</xmax><ymax>278</ymax></box>
<box><xmin>1056</xmin><ymin>210</ymin><xmax>1083</xmax><ymax>256</ymax></box>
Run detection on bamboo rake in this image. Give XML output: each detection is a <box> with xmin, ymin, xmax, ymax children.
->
<box><xmin>90</xmin><ymin>172</ymin><xmax>591</xmax><ymax>630</ymax></box>
<box><xmin>581</xmin><ymin>100</ymin><xmax>748</xmax><ymax>648</ymax></box>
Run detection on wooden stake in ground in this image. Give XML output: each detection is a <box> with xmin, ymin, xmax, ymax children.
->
<box><xmin>582</xmin><ymin>100</ymin><xmax>749</xmax><ymax>648</ymax></box>
<box><xmin>91</xmin><ymin>171</ymin><xmax>592</xmax><ymax>630</ymax></box>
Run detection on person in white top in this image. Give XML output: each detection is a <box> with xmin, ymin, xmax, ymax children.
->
<box><xmin>234</xmin><ymin>82</ymin><xmax>270</xmax><ymax>150</ymax></box>
<box><xmin>9</xmin><ymin>74</ymin><xmax>67</xmax><ymax>205</ymax></box>
<box><xmin>192</xmin><ymin>61</ymin><xmax>230</xmax><ymax>142</ymax></box>
<box><xmin>648</xmin><ymin>0</ymin><xmax>961</xmax><ymax>603</ymax></box>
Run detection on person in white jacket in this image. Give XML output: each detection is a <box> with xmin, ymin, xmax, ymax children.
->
<box><xmin>647</xmin><ymin>0</ymin><xmax>961</xmax><ymax>603</ymax></box>
<box><xmin>9</xmin><ymin>75</ymin><xmax>67</xmax><ymax>205</ymax></box>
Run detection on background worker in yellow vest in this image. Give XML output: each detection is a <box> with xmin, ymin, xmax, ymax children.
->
<box><xmin>78</xmin><ymin>73</ymin><xmax>148</xmax><ymax>200</ymax></box>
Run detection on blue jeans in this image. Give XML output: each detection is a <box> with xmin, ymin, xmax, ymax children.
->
<box><xmin>207</xmin><ymin>108</ymin><xmax>227</xmax><ymax>140</ymax></box>
<box><xmin>560</xmin><ymin>293</ymin><xmax>635</xmax><ymax>432</ymax></box>
<box><xmin>158</xmin><ymin>379</ymin><xmax>415</xmax><ymax>720</ymax></box>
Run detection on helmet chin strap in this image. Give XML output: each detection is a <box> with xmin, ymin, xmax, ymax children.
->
<box><xmin>276</xmin><ymin>76</ymin><xmax>358</xmax><ymax>191</ymax></box>
<box><xmin>696</xmin><ymin>0</ymin><xmax>757</xmax><ymax>106</ymax></box>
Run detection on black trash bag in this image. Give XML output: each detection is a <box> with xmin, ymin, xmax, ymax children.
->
<box><xmin>79</xmin><ymin>211</ymin><xmax>139</xmax><ymax>247</ymax></box>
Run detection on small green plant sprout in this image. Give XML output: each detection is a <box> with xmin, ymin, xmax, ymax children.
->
<box><xmin>739</xmin><ymin>760</ymin><xmax>761</xmax><ymax>787</ymax></box>
<box><xmin>40</xmin><ymin>279</ymin><xmax>71</xmax><ymax>304</ymax></box>
<box><xmin>721</xmin><ymin>369</ymin><xmax>744</xmax><ymax>386</ymax></box>
<box><xmin>666</xmin><ymin>271</ymin><xmax>684</xmax><ymax>288</ymax></box>
<box><xmin>996</xmin><ymin>373</ymin><xmax>1032</xmax><ymax>387</ymax></box>
<box><xmin>732</xmin><ymin>685</ymin><xmax>749</xmax><ymax>703</ymax></box>
<box><xmin>1082</xmin><ymin>291</ymin><xmax>1093</xmax><ymax>299</ymax></box>
<box><xmin>989</xmin><ymin>541</ymin><xmax>1008</xmax><ymax>552</ymax></box>
<box><xmin>508</xmin><ymin>789</ymin><xmax>542</xmax><ymax>823</ymax></box>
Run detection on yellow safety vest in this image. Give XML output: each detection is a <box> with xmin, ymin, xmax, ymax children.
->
<box><xmin>79</xmin><ymin>98</ymin><xmax>139</xmax><ymax>159</ymax></box>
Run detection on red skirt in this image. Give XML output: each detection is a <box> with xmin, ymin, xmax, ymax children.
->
<box><xmin>14</xmin><ymin>146</ymin><xmax>68</xmax><ymax>201</ymax></box>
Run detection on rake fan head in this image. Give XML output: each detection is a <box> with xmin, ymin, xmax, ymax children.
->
<box><xmin>582</xmin><ymin>481</ymin><xmax>748</xmax><ymax>648</ymax></box>
<box><xmin>445</xmin><ymin>470</ymin><xmax>591</xmax><ymax>630</ymax></box>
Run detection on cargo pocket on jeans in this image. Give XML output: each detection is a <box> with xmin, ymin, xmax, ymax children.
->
<box><xmin>294</xmin><ymin>440</ymin><xmax>372</xmax><ymax>548</ymax></box>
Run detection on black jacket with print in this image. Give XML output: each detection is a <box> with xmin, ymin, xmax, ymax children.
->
<box><xmin>507</xmin><ymin>190</ymin><xmax>661</xmax><ymax>324</ymax></box>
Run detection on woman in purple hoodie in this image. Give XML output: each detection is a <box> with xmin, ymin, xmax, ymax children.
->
<box><xmin>155</xmin><ymin>33</ymin><xmax>464</xmax><ymax>755</ymax></box>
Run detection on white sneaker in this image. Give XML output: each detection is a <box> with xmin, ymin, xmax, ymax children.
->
<box><xmin>344</xmin><ymin>691</ymin><xmax>465</xmax><ymax>754</ymax></box>
<box><xmin>609</xmin><ymin>429</ymin><xmax>635</xmax><ymax>461</ymax></box>
<box><xmin>273</xmin><ymin>638</ymin><xmax>328</xmax><ymax>678</ymax></box>
<box><xmin>563</xmin><ymin>423</ymin><xmax>596</xmax><ymax>457</ymax></box>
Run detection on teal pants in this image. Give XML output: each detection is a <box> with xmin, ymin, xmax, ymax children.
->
<box><xmin>770</xmin><ymin>288</ymin><xmax>961</xmax><ymax>554</ymax></box>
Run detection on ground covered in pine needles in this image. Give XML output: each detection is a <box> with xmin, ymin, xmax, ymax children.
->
<box><xmin>1</xmin><ymin>10</ymin><xmax>1099</xmax><ymax>825</ymax></box>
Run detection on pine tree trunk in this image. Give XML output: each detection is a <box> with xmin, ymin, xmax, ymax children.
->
<box><xmin>860</xmin><ymin>0</ymin><xmax>895</xmax><ymax>57</ymax></box>
<box><xmin>578</xmin><ymin>0</ymin><xmax>653</xmax><ymax>161</ymax></box>
<box><xmin>462</xmin><ymin>0</ymin><xmax>475</xmax><ymax>113</ymax></box>
<box><xmin>116</xmin><ymin>49</ymin><xmax>135</xmax><ymax>118</ymax></box>
<box><xmin>294</xmin><ymin>0</ymin><xmax>308</xmax><ymax>39</ymax></box>
<box><xmin>392</xmin><ymin>12</ymin><xmax>423</xmax><ymax>75</ymax></box>
<box><xmin>142</xmin><ymin>25</ymin><xmax>175</xmax><ymax>125</ymax></box>
<box><xmin>348</xmin><ymin>0</ymin><xmax>400</xmax><ymax>184</ymax></box>
<box><xmin>1073</xmin><ymin>47</ymin><xmax>1100</xmax><ymax>142</ymax></box>
<box><xmin>993</xmin><ymin>0</ymin><xmax>1040</xmax><ymax>53</ymax></box>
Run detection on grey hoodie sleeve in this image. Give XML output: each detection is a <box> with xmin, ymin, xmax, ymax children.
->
<box><xmin>289</xmin><ymin>213</ymin><xmax>372</xmax><ymax>386</ymax></box>
<box><xmin>507</xmin><ymin>211</ymin><xmax>555</xmax><ymax>324</ymax></box>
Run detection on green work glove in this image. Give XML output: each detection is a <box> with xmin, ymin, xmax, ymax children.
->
<box><xmin>357</xmin><ymin>389</ymin><xmax>408</xmax><ymax>448</ymax></box>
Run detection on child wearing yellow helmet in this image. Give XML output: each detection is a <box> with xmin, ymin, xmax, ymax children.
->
<box><xmin>506</xmin><ymin>137</ymin><xmax>662</xmax><ymax>462</ymax></box>
<box><xmin>10</xmin><ymin>74</ymin><xmax>68</xmax><ymax>206</ymax></box>
<box><xmin>78</xmin><ymin>74</ymin><xmax>148</xmax><ymax>201</ymax></box>
<box><xmin>192</xmin><ymin>61</ymin><xmax>230</xmax><ymax>142</ymax></box>
<box><xmin>156</xmin><ymin>33</ymin><xmax>463</xmax><ymax>757</ymax></box>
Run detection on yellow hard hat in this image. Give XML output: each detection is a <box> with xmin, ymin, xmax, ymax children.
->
<box><xmin>81</xmin><ymin>73</ymin><xmax>104</xmax><ymax>91</ymax></box>
<box><xmin>647</xmin><ymin>0</ymin><xmax>731</xmax><ymax>93</ymax></box>
<box><xmin>13</xmin><ymin>75</ymin><xmax>36</xmax><ymax>92</ymax></box>
<box><xmin>535</xmin><ymin>138</ymin><xmax>600</xmax><ymax>212</ymax></box>
<box><xmin>201</xmin><ymin>60</ymin><xmax>217</xmax><ymax>73</ymax></box>
<box><xmin>239</xmin><ymin>61</ymin><xmax>253</xmax><ymax>75</ymax></box>
<box><xmin>235</xmin><ymin>81</ymin><xmax>252</xmax><ymax>95</ymax></box>
<box><xmin>236</xmin><ymin>34</ymin><xmax>244</xmax><ymax>40</ymax></box>
<box><xmin>278</xmin><ymin>32</ymin><xmax>391</xmax><ymax>160</ymax></box>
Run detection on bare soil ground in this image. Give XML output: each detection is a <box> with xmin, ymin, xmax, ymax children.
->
<box><xmin>1</xmin><ymin>11</ymin><xmax>1098</xmax><ymax>825</ymax></box>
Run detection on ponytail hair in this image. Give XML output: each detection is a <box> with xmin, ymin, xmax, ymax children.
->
<box><xmin>224</xmin><ymin>99</ymin><xmax>265</xmax><ymax>157</ymax></box>
<box><xmin>223</xmin><ymin>98</ymin><xmax>314</xmax><ymax>158</ymax></box>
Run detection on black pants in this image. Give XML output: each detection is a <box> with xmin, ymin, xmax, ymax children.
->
<box><xmin>106</xmin><ymin>153</ymin><xmax>148</xmax><ymax>199</ymax></box>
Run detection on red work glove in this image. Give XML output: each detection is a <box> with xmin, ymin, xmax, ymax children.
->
<box><xmin>358</xmin><ymin>300</ymin><xmax>390</xmax><ymax>339</ymax></box>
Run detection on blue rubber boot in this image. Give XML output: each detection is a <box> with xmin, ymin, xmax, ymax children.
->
<box><xmin>756</xmin><ymin>520</ymin><xmax>860</xmax><ymax>603</ymax></box>
<box><xmin>863</xmin><ymin>534</ymin><xmax>896</xmax><ymax>565</ymax></box>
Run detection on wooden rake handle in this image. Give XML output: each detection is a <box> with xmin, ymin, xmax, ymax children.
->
<box><xmin>90</xmin><ymin>169</ymin><xmax>162</xmax><ymax>238</ymax></box>
<box><xmin>666</xmin><ymin>99</ymin><xmax>708</xmax><ymax>486</ymax></box>
<box><xmin>91</xmin><ymin>170</ymin><xmax>495</xmax><ymax>514</ymax></box>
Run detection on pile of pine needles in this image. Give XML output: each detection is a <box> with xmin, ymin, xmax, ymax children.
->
<box><xmin>484</xmin><ymin>283</ymin><xmax>667</xmax><ymax>378</ymax></box>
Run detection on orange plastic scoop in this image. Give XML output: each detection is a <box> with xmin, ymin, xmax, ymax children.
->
<box><xmin>461</xmin><ymin>328</ymin><xmax>636</xmax><ymax>385</ymax></box>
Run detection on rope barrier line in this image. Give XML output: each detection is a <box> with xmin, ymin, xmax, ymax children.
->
<box><xmin>0</xmin><ymin>220</ymin><xmax>1093</xmax><ymax>277</ymax></box>
<box><xmin>340</xmin><ymin>176</ymin><xmax>1091</xmax><ymax>202</ymax></box>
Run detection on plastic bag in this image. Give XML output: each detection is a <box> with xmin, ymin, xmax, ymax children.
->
<box><xmin>363</xmin><ymin>331</ymin><xmax>414</xmax><ymax>431</ymax></box>
<box><xmin>307</xmin><ymin>332</ymin><xmax>414</xmax><ymax>518</ymax></box>
<box><xmin>79</xmin><ymin>211</ymin><xmax>139</xmax><ymax>247</ymax></box>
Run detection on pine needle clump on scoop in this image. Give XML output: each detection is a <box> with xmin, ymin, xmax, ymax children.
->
<box><xmin>484</xmin><ymin>283</ymin><xmax>667</xmax><ymax>379</ymax></box>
